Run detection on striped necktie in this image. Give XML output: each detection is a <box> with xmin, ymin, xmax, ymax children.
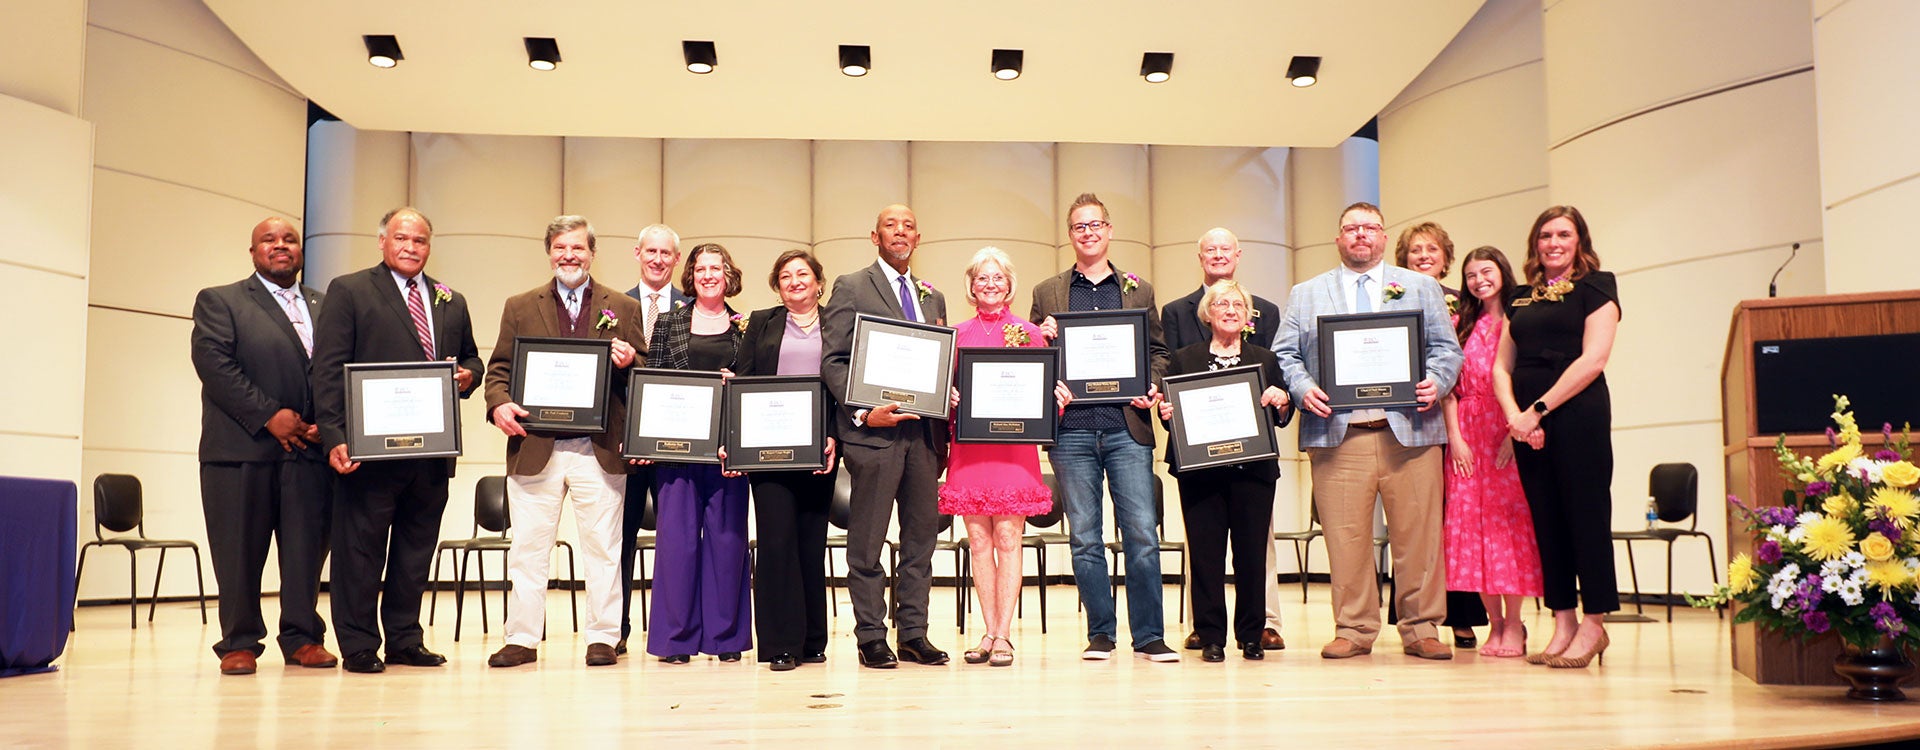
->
<box><xmin>405</xmin><ymin>280</ymin><xmax>435</xmax><ymax>359</ymax></box>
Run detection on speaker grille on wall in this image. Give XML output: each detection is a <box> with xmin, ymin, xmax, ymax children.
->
<box><xmin>1753</xmin><ymin>332</ymin><xmax>1920</xmax><ymax>434</ymax></box>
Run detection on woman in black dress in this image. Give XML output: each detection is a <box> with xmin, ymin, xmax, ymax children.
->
<box><xmin>1493</xmin><ymin>205</ymin><xmax>1621</xmax><ymax>669</ymax></box>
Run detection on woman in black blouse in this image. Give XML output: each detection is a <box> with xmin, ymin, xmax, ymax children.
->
<box><xmin>639</xmin><ymin>243</ymin><xmax>750</xmax><ymax>664</ymax></box>
<box><xmin>733</xmin><ymin>249</ymin><xmax>839</xmax><ymax>671</ymax></box>
<box><xmin>1157</xmin><ymin>280</ymin><xmax>1292</xmax><ymax>662</ymax></box>
<box><xmin>1493</xmin><ymin>206</ymin><xmax>1621</xmax><ymax>669</ymax></box>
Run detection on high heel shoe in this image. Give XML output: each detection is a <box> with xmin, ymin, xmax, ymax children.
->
<box><xmin>989</xmin><ymin>638</ymin><xmax>1014</xmax><ymax>667</ymax></box>
<box><xmin>1547</xmin><ymin>629</ymin><xmax>1609</xmax><ymax>669</ymax></box>
<box><xmin>1524</xmin><ymin>627</ymin><xmax>1564</xmax><ymax>665</ymax></box>
<box><xmin>963</xmin><ymin>637</ymin><xmax>993</xmax><ymax>665</ymax></box>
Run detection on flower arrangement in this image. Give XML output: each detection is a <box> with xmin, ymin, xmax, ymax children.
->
<box><xmin>916</xmin><ymin>279</ymin><xmax>935</xmax><ymax>302</ymax></box>
<box><xmin>730</xmin><ymin>312</ymin><xmax>749</xmax><ymax>333</ymax></box>
<box><xmin>674</xmin><ymin>299</ymin><xmax>687</xmax><ymax>309</ymax></box>
<box><xmin>1121</xmin><ymin>272</ymin><xmax>1140</xmax><ymax>294</ymax></box>
<box><xmin>432</xmin><ymin>283</ymin><xmax>453</xmax><ymax>305</ymax></box>
<box><xmin>1382</xmin><ymin>282</ymin><xmax>1405</xmax><ymax>302</ymax></box>
<box><xmin>1002</xmin><ymin>323</ymin><xmax>1031</xmax><ymax>347</ymax></box>
<box><xmin>594</xmin><ymin>308</ymin><xmax>618</xmax><ymax>330</ymax></box>
<box><xmin>1530</xmin><ymin>276</ymin><xmax>1574</xmax><ymax>303</ymax></box>
<box><xmin>1692</xmin><ymin>396</ymin><xmax>1919</xmax><ymax>652</ymax></box>
<box><xmin>1240</xmin><ymin>308</ymin><xmax>1261</xmax><ymax>341</ymax></box>
<box><xmin>1445</xmin><ymin>293</ymin><xmax>1459</xmax><ymax>315</ymax></box>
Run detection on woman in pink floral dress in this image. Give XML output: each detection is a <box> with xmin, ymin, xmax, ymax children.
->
<box><xmin>939</xmin><ymin>247</ymin><xmax>1069</xmax><ymax>667</ymax></box>
<box><xmin>1442</xmin><ymin>246</ymin><xmax>1543</xmax><ymax>657</ymax></box>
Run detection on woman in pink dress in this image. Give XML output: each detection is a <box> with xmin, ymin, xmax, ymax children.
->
<box><xmin>939</xmin><ymin>247</ymin><xmax>1069</xmax><ymax>667</ymax></box>
<box><xmin>1442</xmin><ymin>246</ymin><xmax>1543</xmax><ymax>658</ymax></box>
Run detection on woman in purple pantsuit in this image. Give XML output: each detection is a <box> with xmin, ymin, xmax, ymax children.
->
<box><xmin>636</xmin><ymin>243</ymin><xmax>751</xmax><ymax>663</ymax></box>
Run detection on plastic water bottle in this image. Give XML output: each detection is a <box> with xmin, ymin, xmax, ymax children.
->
<box><xmin>1645</xmin><ymin>499</ymin><xmax>1659</xmax><ymax>530</ymax></box>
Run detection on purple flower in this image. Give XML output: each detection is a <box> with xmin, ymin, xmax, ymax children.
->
<box><xmin>1871</xmin><ymin>602</ymin><xmax>1908</xmax><ymax>635</ymax></box>
<box><xmin>1876</xmin><ymin>449</ymin><xmax>1901</xmax><ymax>462</ymax></box>
<box><xmin>1756</xmin><ymin>539</ymin><xmax>1782</xmax><ymax>564</ymax></box>
<box><xmin>1806</xmin><ymin>481</ymin><xmax>1833</xmax><ymax>497</ymax></box>
<box><xmin>1803</xmin><ymin>611</ymin><xmax>1832</xmax><ymax>634</ymax></box>
<box><xmin>1826</xmin><ymin>427</ymin><xmax>1838</xmax><ymax>447</ymax></box>
<box><xmin>1757</xmin><ymin>507</ymin><xmax>1798</xmax><ymax>527</ymax></box>
<box><xmin>1870</xmin><ymin>517</ymin><xmax>1903</xmax><ymax>542</ymax></box>
<box><xmin>1886</xmin><ymin>423</ymin><xmax>1897</xmax><ymax>443</ymax></box>
<box><xmin>1794</xmin><ymin>577</ymin><xmax>1823</xmax><ymax>612</ymax></box>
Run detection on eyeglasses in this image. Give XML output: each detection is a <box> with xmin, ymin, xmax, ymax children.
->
<box><xmin>972</xmin><ymin>274</ymin><xmax>1009</xmax><ymax>285</ymax></box>
<box><xmin>1341</xmin><ymin>223</ymin><xmax>1384</xmax><ymax>237</ymax></box>
<box><xmin>1208</xmin><ymin>299</ymin><xmax>1248</xmax><ymax>310</ymax></box>
<box><xmin>1070</xmin><ymin>220</ymin><xmax>1110</xmax><ymax>234</ymax></box>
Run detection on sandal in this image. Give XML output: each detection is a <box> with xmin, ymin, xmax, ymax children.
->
<box><xmin>963</xmin><ymin>636</ymin><xmax>993</xmax><ymax>665</ymax></box>
<box><xmin>989</xmin><ymin>637</ymin><xmax>1014</xmax><ymax>667</ymax></box>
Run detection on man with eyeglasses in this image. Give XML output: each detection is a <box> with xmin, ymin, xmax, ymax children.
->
<box><xmin>1029</xmin><ymin>192</ymin><xmax>1177</xmax><ymax>663</ymax></box>
<box><xmin>1160</xmin><ymin>227</ymin><xmax>1288</xmax><ymax>654</ymax></box>
<box><xmin>1271</xmin><ymin>202</ymin><xmax>1462</xmax><ymax>661</ymax></box>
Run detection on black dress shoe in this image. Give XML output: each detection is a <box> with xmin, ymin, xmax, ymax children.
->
<box><xmin>800</xmin><ymin>651</ymin><xmax>827</xmax><ymax>664</ymax></box>
<box><xmin>768</xmin><ymin>653</ymin><xmax>798</xmax><ymax>672</ymax></box>
<box><xmin>718</xmin><ymin>651</ymin><xmax>742</xmax><ymax>663</ymax></box>
<box><xmin>659</xmin><ymin>654</ymin><xmax>691</xmax><ymax>664</ymax></box>
<box><xmin>857</xmin><ymin>640</ymin><xmax>898</xmax><ymax>669</ymax></box>
<box><xmin>1453</xmin><ymin>629</ymin><xmax>1477</xmax><ymax>649</ymax></box>
<box><xmin>1201</xmin><ymin>643</ymin><xmax>1225</xmax><ymax>663</ymax></box>
<box><xmin>342</xmin><ymin>650</ymin><xmax>385</xmax><ymax>674</ymax></box>
<box><xmin>896</xmin><ymin>637</ymin><xmax>949</xmax><ymax>665</ymax></box>
<box><xmin>1241</xmin><ymin>642</ymin><xmax>1265</xmax><ymax>661</ymax></box>
<box><xmin>614</xmin><ymin>639</ymin><xmax>628</xmax><ymax>656</ymax></box>
<box><xmin>385</xmin><ymin>644</ymin><xmax>447</xmax><ymax>667</ymax></box>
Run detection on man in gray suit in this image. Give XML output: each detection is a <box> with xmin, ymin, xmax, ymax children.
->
<box><xmin>1272</xmin><ymin>201</ymin><xmax>1462</xmax><ymax>661</ymax></box>
<box><xmin>190</xmin><ymin>217</ymin><xmax>336</xmax><ymax>675</ymax></box>
<box><xmin>820</xmin><ymin>204</ymin><xmax>949</xmax><ymax>669</ymax></box>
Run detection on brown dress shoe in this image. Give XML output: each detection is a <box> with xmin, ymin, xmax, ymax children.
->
<box><xmin>1319</xmin><ymin>638</ymin><xmax>1373</xmax><ymax>659</ymax></box>
<box><xmin>291</xmin><ymin>643</ymin><xmax>339</xmax><ymax>669</ymax></box>
<box><xmin>585</xmin><ymin>643</ymin><xmax>617</xmax><ymax>667</ymax></box>
<box><xmin>1403</xmin><ymin>637</ymin><xmax>1454</xmax><ymax>660</ymax></box>
<box><xmin>1184</xmin><ymin>632</ymin><xmax>1202</xmax><ymax>650</ymax></box>
<box><xmin>1261</xmin><ymin>628</ymin><xmax>1285</xmax><ymax>650</ymax></box>
<box><xmin>488</xmin><ymin>644</ymin><xmax>538</xmax><ymax>668</ymax></box>
<box><xmin>220</xmin><ymin>651</ymin><xmax>258</xmax><ymax>675</ymax></box>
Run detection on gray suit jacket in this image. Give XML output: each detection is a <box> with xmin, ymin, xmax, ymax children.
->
<box><xmin>820</xmin><ymin>260</ymin><xmax>949</xmax><ymax>455</ymax></box>
<box><xmin>1271</xmin><ymin>264</ymin><xmax>1462</xmax><ymax>449</ymax></box>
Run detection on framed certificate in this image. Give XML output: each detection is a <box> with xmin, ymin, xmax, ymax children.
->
<box><xmin>954</xmin><ymin>347</ymin><xmax>1058</xmax><ymax>445</ymax></box>
<box><xmin>1316</xmin><ymin>310</ymin><xmax>1426</xmax><ymax>410</ymax></box>
<box><xmin>1163</xmin><ymin>365</ymin><xmax>1278</xmax><ymax>472</ymax></box>
<box><xmin>509</xmin><ymin>336</ymin><xmax>612</xmax><ymax>433</ymax></box>
<box><xmin>344</xmin><ymin>361</ymin><xmax>462</xmax><ymax>462</ymax></box>
<box><xmin>623</xmin><ymin>368</ymin><xmax>724</xmax><ymax>463</ymax></box>
<box><xmin>722</xmin><ymin>376</ymin><xmax>827</xmax><ymax>472</ymax></box>
<box><xmin>844</xmin><ymin>313</ymin><xmax>956</xmax><ymax>419</ymax></box>
<box><xmin>1053</xmin><ymin>308</ymin><xmax>1150</xmax><ymax>404</ymax></box>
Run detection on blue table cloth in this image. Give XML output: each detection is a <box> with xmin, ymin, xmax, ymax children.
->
<box><xmin>0</xmin><ymin>475</ymin><xmax>76</xmax><ymax>677</ymax></box>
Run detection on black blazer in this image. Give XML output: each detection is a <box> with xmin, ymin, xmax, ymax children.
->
<box><xmin>1161</xmin><ymin>286</ymin><xmax>1282</xmax><ymax>354</ymax></box>
<box><xmin>312</xmin><ymin>263</ymin><xmax>482</xmax><ymax>476</ymax></box>
<box><xmin>646</xmin><ymin>303</ymin><xmax>742</xmax><ymax>371</ymax></box>
<box><xmin>190</xmin><ymin>276</ymin><xmax>325</xmax><ymax>463</ymax></box>
<box><xmin>1162</xmin><ymin>342</ymin><xmax>1293</xmax><ymax>478</ymax></box>
<box><xmin>736</xmin><ymin>304</ymin><xmax>841</xmax><ymax>447</ymax></box>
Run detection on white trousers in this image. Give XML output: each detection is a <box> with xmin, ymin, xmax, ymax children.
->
<box><xmin>505</xmin><ymin>440</ymin><xmax>625</xmax><ymax>648</ymax></box>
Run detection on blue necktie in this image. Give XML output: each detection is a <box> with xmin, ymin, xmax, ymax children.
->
<box><xmin>1355</xmin><ymin>275</ymin><xmax>1373</xmax><ymax>313</ymax></box>
<box><xmin>897</xmin><ymin>275</ymin><xmax>919</xmax><ymax>322</ymax></box>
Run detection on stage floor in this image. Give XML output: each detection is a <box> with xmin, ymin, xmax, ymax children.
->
<box><xmin>9</xmin><ymin>584</ymin><xmax>1919</xmax><ymax>748</ymax></box>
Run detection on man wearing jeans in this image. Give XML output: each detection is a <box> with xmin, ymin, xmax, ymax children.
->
<box><xmin>1029</xmin><ymin>193</ymin><xmax>1176</xmax><ymax>662</ymax></box>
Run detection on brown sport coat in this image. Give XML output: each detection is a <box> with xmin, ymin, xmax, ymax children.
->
<box><xmin>482</xmin><ymin>278</ymin><xmax>646</xmax><ymax>476</ymax></box>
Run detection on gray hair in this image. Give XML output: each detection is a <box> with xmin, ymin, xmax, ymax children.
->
<box><xmin>545</xmin><ymin>215</ymin><xmax>596</xmax><ymax>251</ymax></box>
<box><xmin>377</xmin><ymin>207</ymin><xmax>433</xmax><ymax>238</ymax></box>
<box><xmin>1196</xmin><ymin>279</ymin><xmax>1252</xmax><ymax>327</ymax></box>
<box><xmin>636</xmin><ymin>223</ymin><xmax>681</xmax><ymax>252</ymax></box>
<box><xmin>963</xmin><ymin>246</ymin><xmax>1018</xmax><ymax>304</ymax></box>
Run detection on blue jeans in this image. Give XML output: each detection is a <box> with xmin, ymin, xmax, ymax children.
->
<box><xmin>1049</xmin><ymin>427</ymin><xmax>1164</xmax><ymax>646</ymax></box>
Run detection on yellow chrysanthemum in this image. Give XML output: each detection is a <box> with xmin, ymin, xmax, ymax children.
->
<box><xmin>1727</xmin><ymin>553</ymin><xmax>1758</xmax><ymax>594</ymax></box>
<box><xmin>1817</xmin><ymin>443</ymin><xmax>1863</xmax><ymax>477</ymax></box>
<box><xmin>1800</xmin><ymin>516</ymin><xmax>1857</xmax><ymax>561</ymax></box>
<box><xmin>1867</xmin><ymin>559</ymin><xmax>1912</xmax><ymax>594</ymax></box>
<box><xmin>1824</xmin><ymin>492</ymin><xmax>1858</xmax><ymax>517</ymax></box>
<box><xmin>1883</xmin><ymin>461</ymin><xmax>1920</xmax><ymax>489</ymax></box>
<box><xmin>1862</xmin><ymin>532</ymin><xmax>1897</xmax><ymax>562</ymax></box>
<box><xmin>1869</xmin><ymin>487</ymin><xmax>1920</xmax><ymax>527</ymax></box>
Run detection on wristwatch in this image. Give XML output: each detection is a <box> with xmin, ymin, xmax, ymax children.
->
<box><xmin>1531</xmin><ymin>400</ymin><xmax>1549</xmax><ymax>415</ymax></box>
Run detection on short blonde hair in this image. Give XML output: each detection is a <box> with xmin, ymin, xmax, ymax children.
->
<box><xmin>963</xmin><ymin>246</ymin><xmax>1017</xmax><ymax>304</ymax></box>
<box><xmin>1196</xmin><ymin>279</ymin><xmax>1252</xmax><ymax>327</ymax></box>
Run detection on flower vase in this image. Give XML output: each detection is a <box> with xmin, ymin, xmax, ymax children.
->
<box><xmin>1832</xmin><ymin>635</ymin><xmax>1915</xmax><ymax>701</ymax></box>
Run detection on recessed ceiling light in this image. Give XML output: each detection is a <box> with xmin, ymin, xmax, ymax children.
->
<box><xmin>363</xmin><ymin>35</ymin><xmax>402</xmax><ymax>68</ymax></box>
<box><xmin>1287</xmin><ymin>56</ymin><xmax>1321</xmax><ymax>88</ymax></box>
<box><xmin>839</xmin><ymin>44</ymin><xmax>871</xmax><ymax>77</ymax></box>
<box><xmin>525</xmin><ymin>37</ymin><xmax>561</xmax><ymax>71</ymax></box>
<box><xmin>1140</xmin><ymin>52</ymin><xmax>1173</xmax><ymax>84</ymax></box>
<box><xmin>683</xmin><ymin>40</ymin><xmax>717</xmax><ymax>74</ymax></box>
<box><xmin>992</xmin><ymin>49</ymin><xmax>1023</xmax><ymax>81</ymax></box>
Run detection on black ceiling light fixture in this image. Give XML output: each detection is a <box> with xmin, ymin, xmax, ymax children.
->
<box><xmin>1140</xmin><ymin>52</ymin><xmax>1173</xmax><ymax>83</ymax></box>
<box><xmin>991</xmin><ymin>48</ymin><xmax>1023</xmax><ymax>80</ymax></box>
<box><xmin>363</xmin><ymin>35</ymin><xmax>403</xmax><ymax>68</ymax></box>
<box><xmin>1286</xmin><ymin>55</ymin><xmax>1321</xmax><ymax>88</ymax></box>
<box><xmin>839</xmin><ymin>44</ymin><xmax>871</xmax><ymax>77</ymax></box>
<box><xmin>683</xmin><ymin>40</ymin><xmax>717</xmax><ymax>74</ymax></box>
<box><xmin>525</xmin><ymin>37</ymin><xmax>561</xmax><ymax>71</ymax></box>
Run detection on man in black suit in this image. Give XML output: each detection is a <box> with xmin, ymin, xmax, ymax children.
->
<box><xmin>312</xmin><ymin>207</ymin><xmax>482</xmax><ymax>674</ymax></box>
<box><xmin>820</xmin><ymin>204</ymin><xmax>950</xmax><ymax>669</ymax></box>
<box><xmin>189</xmin><ymin>217</ymin><xmax>336</xmax><ymax>676</ymax></box>
<box><xmin>615</xmin><ymin>223</ymin><xmax>688</xmax><ymax>655</ymax></box>
<box><xmin>1159</xmin><ymin>227</ymin><xmax>1288</xmax><ymax>654</ymax></box>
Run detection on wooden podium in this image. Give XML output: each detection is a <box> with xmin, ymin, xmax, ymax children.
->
<box><xmin>1721</xmin><ymin>290</ymin><xmax>1920</xmax><ymax>685</ymax></box>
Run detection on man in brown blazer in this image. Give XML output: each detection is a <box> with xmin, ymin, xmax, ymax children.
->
<box><xmin>1028</xmin><ymin>192</ymin><xmax>1177</xmax><ymax>662</ymax></box>
<box><xmin>481</xmin><ymin>215</ymin><xmax>645</xmax><ymax>668</ymax></box>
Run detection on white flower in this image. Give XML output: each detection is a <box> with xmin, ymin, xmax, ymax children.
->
<box><xmin>1838</xmin><ymin>578</ymin><xmax>1867</xmax><ymax>606</ymax></box>
<box><xmin>1772</xmin><ymin>590</ymin><xmax>1791</xmax><ymax>610</ymax></box>
<box><xmin>1821</xmin><ymin>559</ymin><xmax>1851</xmax><ymax>580</ymax></box>
<box><xmin>1911</xmin><ymin>587</ymin><xmax>1920</xmax><ymax>608</ymax></box>
<box><xmin>1787</xmin><ymin>525</ymin><xmax>1809</xmax><ymax>544</ymax></box>
<box><xmin>1848</xmin><ymin>457</ymin><xmax>1888</xmax><ymax>484</ymax></box>
<box><xmin>1797</xmin><ymin>511</ymin><xmax>1823</xmax><ymax>527</ymax></box>
<box><xmin>1768</xmin><ymin>524</ymin><xmax>1790</xmax><ymax>540</ymax></box>
<box><xmin>1768</xmin><ymin>565</ymin><xmax>1803</xmax><ymax>601</ymax></box>
<box><xmin>1851</xmin><ymin>566</ymin><xmax>1871</xmax><ymax>585</ymax></box>
<box><xmin>1844</xmin><ymin>551</ymin><xmax>1868</xmax><ymax>570</ymax></box>
<box><xmin>1904</xmin><ymin>558</ymin><xmax>1920</xmax><ymax>575</ymax></box>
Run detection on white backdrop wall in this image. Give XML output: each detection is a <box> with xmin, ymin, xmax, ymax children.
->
<box><xmin>1813</xmin><ymin>0</ymin><xmax>1920</xmax><ymax>292</ymax></box>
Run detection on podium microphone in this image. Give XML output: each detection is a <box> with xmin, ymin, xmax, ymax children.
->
<box><xmin>1768</xmin><ymin>242</ymin><xmax>1801</xmax><ymax>298</ymax></box>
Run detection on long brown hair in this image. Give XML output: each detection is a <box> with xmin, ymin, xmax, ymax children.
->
<box><xmin>1455</xmin><ymin>246</ymin><xmax>1516</xmax><ymax>342</ymax></box>
<box><xmin>1522</xmin><ymin>205</ymin><xmax>1600</xmax><ymax>285</ymax></box>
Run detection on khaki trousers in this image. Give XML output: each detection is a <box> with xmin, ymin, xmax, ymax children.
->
<box><xmin>1308</xmin><ymin>427</ymin><xmax>1445</xmax><ymax>647</ymax></box>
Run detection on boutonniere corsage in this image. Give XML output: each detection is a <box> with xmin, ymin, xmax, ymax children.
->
<box><xmin>730</xmin><ymin>312</ymin><xmax>749</xmax><ymax>333</ymax></box>
<box><xmin>1121</xmin><ymin>272</ymin><xmax>1140</xmax><ymax>294</ymax></box>
<box><xmin>1240</xmin><ymin>308</ymin><xmax>1260</xmax><ymax>340</ymax></box>
<box><xmin>1531</xmin><ymin>276</ymin><xmax>1574</xmax><ymax>303</ymax></box>
<box><xmin>432</xmin><ymin>283</ymin><xmax>453</xmax><ymax>306</ymax></box>
<box><xmin>1444</xmin><ymin>293</ymin><xmax>1459</xmax><ymax>315</ymax></box>
<box><xmin>915</xmin><ymin>279</ymin><xmax>935</xmax><ymax>302</ymax></box>
<box><xmin>1002</xmin><ymin>323</ymin><xmax>1031</xmax><ymax>347</ymax></box>
<box><xmin>1382</xmin><ymin>282</ymin><xmax>1405</xmax><ymax>303</ymax></box>
<box><xmin>594</xmin><ymin>308</ymin><xmax>618</xmax><ymax>330</ymax></box>
<box><xmin>674</xmin><ymin>299</ymin><xmax>687</xmax><ymax>310</ymax></box>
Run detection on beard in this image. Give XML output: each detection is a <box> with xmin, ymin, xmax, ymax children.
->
<box><xmin>555</xmin><ymin>266</ymin><xmax>589</xmax><ymax>288</ymax></box>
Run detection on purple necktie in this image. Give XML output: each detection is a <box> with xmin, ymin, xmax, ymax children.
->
<box><xmin>897</xmin><ymin>275</ymin><xmax>919</xmax><ymax>322</ymax></box>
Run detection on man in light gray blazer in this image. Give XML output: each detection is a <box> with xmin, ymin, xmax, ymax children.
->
<box><xmin>1272</xmin><ymin>201</ymin><xmax>1463</xmax><ymax>661</ymax></box>
<box><xmin>820</xmin><ymin>204</ymin><xmax>950</xmax><ymax>669</ymax></box>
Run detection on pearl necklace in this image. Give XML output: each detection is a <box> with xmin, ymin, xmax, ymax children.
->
<box><xmin>692</xmin><ymin>305</ymin><xmax>728</xmax><ymax>319</ymax></box>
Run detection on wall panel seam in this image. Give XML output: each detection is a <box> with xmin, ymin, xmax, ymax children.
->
<box><xmin>1825</xmin><ymin>170</ymin><xmax>1920</xmax><ymax>212</ymax></box>
<box><xmin>1613</xmin><ymin>419</ymin><xmax>1720</xmax><ymax>432</ymax></box>
<box><xmin>0</xmin><ymin>430</ymin><xmax>81</xmax><ymax>440</ymax></box>
<box><xmin>1814</xmin><ymin>0</ymin><xmax>1859</xmax><ymax>22</ymax></box>
<box><xmin>0</xmin><ymin>258</ymin><xmax>87</xmax><ymax>280</ymax></box>
<box><xmin>1150</xmin><ymin>240</ymin><xmax>1296</xmax><ymax>252</ymax></box>
<box><xmin>680</xmin><ymin>234</ymin><xmax>812</xmax><ymax>245</ymax></box>
<box><xmin>93</xmin><ymin>165</ymin><xmax>301</xmax><ymax>218</ymax></box>
<box><xmin>88</xmin><ymin>303</ymin><xmax>190</xmax><ymax>322</ymax></box>
<box><xmin>1386</xmin><ymin>184</ymin><xmax>1550</xmax><ymax>231</ymax></box>
<box><xmin>433</xmin><ymin>232</ymin><xmax>542</xmax><ymax>242</ymax></box>
<box><xmin>1613</xmin><ymin>237</ymin><xmax>1819</xmax><ymax>278</ymax></box>
<box><xmin>1379</xmin><ymin>58</ymin><xmax>1543</xmax><ymax>120</ymax></box>
<box><xmin>86</xmin><ymin>24</ymin><xmax>301</xmax><ymax>100</ymax></box>
<box><xmin>1549</xmin><ymin>66</ymin><xmax>1813</xmax><ymax>151</ymax></box>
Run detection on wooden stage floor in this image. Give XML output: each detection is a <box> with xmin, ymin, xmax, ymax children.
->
<box><xmin>8</xmin><ymin>584</ymin><xmax>1919</xmax><ymax>748</ymax></box>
